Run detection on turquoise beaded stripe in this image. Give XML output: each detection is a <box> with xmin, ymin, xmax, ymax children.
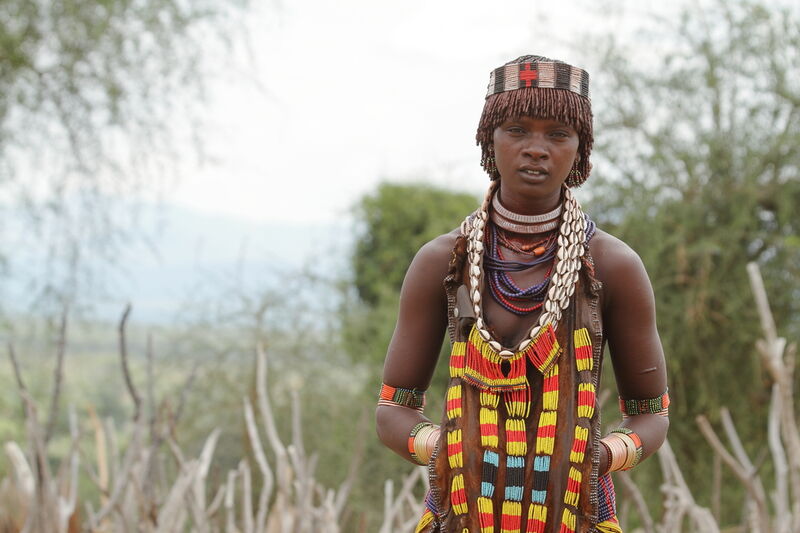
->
<box><xmin>481</xmin><ymin>450</ymin><xmax>499</xmax><ymax>497</ymax></box>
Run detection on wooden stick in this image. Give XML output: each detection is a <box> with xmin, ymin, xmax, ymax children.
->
<box><xmin>118</xmin><ymin>304</ymin><xmax>141</xmax><ymax>422</ymax></box>
<box><xmin>696</xmin><ymin>414</ymin><xmax>769</xmax><ymax>531</ymax></box>
<box><xmin>45</xmin><ymin>308</ymin><xmax>68</xmax><ymax>444</ymax></box>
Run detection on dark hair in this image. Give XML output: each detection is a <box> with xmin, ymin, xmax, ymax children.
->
<box><xmin>476</xmin><ymin>55</ymin><xmax>594</xmax><ymax>185</ymax></box>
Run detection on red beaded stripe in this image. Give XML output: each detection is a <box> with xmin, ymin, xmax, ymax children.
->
<box><xmin>465</xmin><ymin>326</ymin><xmax>528</xmax><ymax>390</ymax></box>
<box><xmin>505</xmin><ymin>387</ymin><xmax>531</xmax><ymax>418</ymax></box>
<box><xmin>573</xmin><ymin>328</ymin><xmax>593</xmax><ymax>372</ymax></box>
<box><xmin>563</xmin><ymin>467</ymin><xmax>582</xmax><ymax>507</ymax></box>
<box><xmin>450</xmin><ymin>342</ymin><xmax>466</xmax><ymax>378</ymax></box>
<box><xmin>451</xmin><ymin>473</ymin><xmax>469</xmax><ymax>515</ymax></box>
<box><xmin>506</xmin><ymin>426</ymin><xmax>526</xmax><ymax>446</ymax></box>
<box><xmin>526</xmin><ymin>504</ymin><xmax>547</xmax><ymax>533</ymax></box>
<box><xmin>535</xmin><ymin>411</ymin><xmax>557</xmax><ymax>454</ymax></box>
<box><xmin>577</xmin><ymin>383</ymin><xmax>596</xmax><ymax>419</ymax></box>
<box><xmin>569</xmin><ymin>426</ymin><xmax>589</xmax><ymax>463</ymax></box>
<box><xmin>527</xmin><ymin>323</ymin><xmax>560</xmax><ymax>373</ymax></box>
<box><xmin>500</xmin><ymin>501</ymin><xmax>523</xmax><ymax>533</ymax></box>
<box><xmin>542</xmin><ymin>365</ymin><xmax>560</xmax><ymax>411</ymax></box>
<box><xmin>446</xmin><ymin>384</ymin><xmax>463</xmax><ymax>420</ymax></box>
<box><xmin>448</xmin><ymin>429</ymin><xmax>464</xmax><ymax>469</ymax></box>
<box><xmin>558</xmin><ymin>508</ymin><xmax>576</xmax><ymax>533</ymax></box>
<box><xmin>478</xmin><ymin>497</ymin><xmax>494</xmax><ymax>532</ymax></box>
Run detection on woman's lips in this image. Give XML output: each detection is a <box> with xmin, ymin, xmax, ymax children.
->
<box><xmin>518</xmin><ymin>167</ymin><xmax>549</xmax><ymax>181</ymax></box>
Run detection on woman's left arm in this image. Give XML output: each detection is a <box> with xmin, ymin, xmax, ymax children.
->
<box><xmin>593</xmin><ymin>233</ymin><xmax>669</xmax><ymax>473</ymax></box>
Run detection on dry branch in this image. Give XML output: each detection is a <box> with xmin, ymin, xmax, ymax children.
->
<box><xmin>44</xmin><ymin>309</ymin><xmax>68</xmax><ymax>444</ymax></box>
<box><xmin>118</xmin><ymin>304</ymin><xmax>141</xmax><ymax>422</ymax></box>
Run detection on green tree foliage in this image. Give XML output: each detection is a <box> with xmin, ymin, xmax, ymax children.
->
<box><xmin>345</xmin><ymin>182</ymin><xmax>477</xmax><ymax>367</ymax></box>
<box><xmin>587</xmin><ymin>0</ymin><xmax>800</xmax><ymax>510</ymax></box>
<box><xmin>352</xmin><ymin>182</ymin><xmax>478</xmax><ymax>308</ymax></box>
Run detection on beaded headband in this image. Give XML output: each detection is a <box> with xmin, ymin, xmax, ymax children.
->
<box><xmin>485</xmin><ymin>61</ymin><xmax>590</xmax><ymax>100</ymax></box>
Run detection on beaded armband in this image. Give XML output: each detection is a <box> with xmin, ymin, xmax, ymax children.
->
<box><xmin>378</xmin><ymin>383</ymin><xmax>426</xmax><ymax>412</ymax></box>
<box><xmin>619</xmin><ymin>389</ymin><xmax>670</xmax><ymax>417</ymax></box>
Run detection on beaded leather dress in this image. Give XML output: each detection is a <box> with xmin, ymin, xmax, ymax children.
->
<box><xmin>414</xmin><ymin>227</ymin><xmax>620</xmax><ymax>533</ymax></box>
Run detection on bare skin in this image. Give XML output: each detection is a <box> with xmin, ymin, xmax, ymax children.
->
<box><xmin>376</xmin><ymin>117</ymin><xmax>669</xmax><ymax>474</ymax></box>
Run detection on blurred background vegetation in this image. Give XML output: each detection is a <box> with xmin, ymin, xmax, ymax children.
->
<box><xmin>0</xmin><ymin>0</ymin><xmax>798</xmax><ymax>531</ymax></box>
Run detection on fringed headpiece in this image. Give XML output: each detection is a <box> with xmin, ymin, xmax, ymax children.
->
<box><xmin>477</xmin><ymin>55</ymin><xmax>594</xmax><ymax>186</ymax></box>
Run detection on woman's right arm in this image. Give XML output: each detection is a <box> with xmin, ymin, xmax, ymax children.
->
<box><xmin>375</xmin><ymin>232</ymin><xmax>456</xmax><ymax>463</ymax></box>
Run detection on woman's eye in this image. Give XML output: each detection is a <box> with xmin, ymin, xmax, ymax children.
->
<box><xmin>508</xmin><ymin>127</ymin><xmax>525</xmax><ymax>134</ymax></box>
<box><xmin>550</xmin><ymin>130</ymin><xmax>569</xmax><ymax>138</ymax></box>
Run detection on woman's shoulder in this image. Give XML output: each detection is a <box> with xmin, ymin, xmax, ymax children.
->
<box><xmin>588</xmin><ymin>228</ymin><xmax>642</xmax><ymax>270</ymax></box>
<box><xmin>413</xmin><ymin>228</ymin><xmax>462</xmax><ymax>270</ymax></box>
<box><xmin>399</xmin><ymin>228</ymin><xmax>463</xmax><ymax>304</ymax></box>
<box><xmin>588</xmin><ymin>228</ymin><xmax>653</xmax><ymax>307</ymax></box>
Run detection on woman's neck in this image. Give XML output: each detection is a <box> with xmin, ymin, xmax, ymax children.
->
<box><xmin>497</xmin><ymin>188</ymin><xmax>562</xmax><ymax>216</ymax></box>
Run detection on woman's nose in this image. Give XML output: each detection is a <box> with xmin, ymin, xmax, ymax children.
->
<box><xmin>522</xmin><ymin>137</ymin><xmax>549</xmax><ymax>160</ymax></box>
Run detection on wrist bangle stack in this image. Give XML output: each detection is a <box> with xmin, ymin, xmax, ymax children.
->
<box><xmin>408</xmin><ymin>422</ymin><xmax>440</xmax><ymax>465</ymax></box>
<box><xmin>601</xmin><ymin>427</ymin><xmax>644</xmax><ymax>472</ymax></box>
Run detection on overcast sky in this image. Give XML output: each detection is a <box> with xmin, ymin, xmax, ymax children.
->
<box><xmin>169</xmin><ymin>0</ymin><xmax>685</xmax><ymax>225</ymax></box>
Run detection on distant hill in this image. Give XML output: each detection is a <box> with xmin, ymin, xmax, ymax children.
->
<box><xmin>1</xmin><ymin>203</ymin><xmax>350</xmax><ymax>325</ymax></box>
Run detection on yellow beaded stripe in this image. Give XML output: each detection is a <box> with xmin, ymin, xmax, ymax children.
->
<box><xmin>448</xmin><ymin>429</ymin><xmax>464</xmax><ymax>469</ymax></box>
<box><xmin>447</xmin><ymin>384</ymin><xmax>463</xmax><ymax>420</ymax></box>
<box><xmin>560</xmin><ymin>328</ymin><xmax>596</xmax><ymax>533</ymax></box>
<box><xmin>415</xmin><ymin>508</ymin><xmax>435</xmax><ymax>533</ymax></box>
<box><xmin>577</xmin><ymin>382</ymin><xmax>596</xmax><ymax>419</ymax></box>
<box><xmin>563</xmin><ymin>467</ymin><xmax>582</xmax><ymax>507</ymax></box>
<box><xmin>500</xmin><ymin>500</ymin><xmax>523</xmax><ymax>533</ymax></box>
<box><xmin>502</xmin><ymin>390</ymin><xmax>529</xmax><ymax>532</ymax></box>
<box><xmin>561</xmin><ymin>508</ymin><xmax>577</xmax><ymax>533</ymax></box>
<box><xmin>525</xmin><ymin>362</ymin><xmax>560</xmax><ymax>533</ymax></box>
<box><xmin>534</xmin><ymin>411</ymin><xmax>556</xmax><ymax>455</ymax></box>
<box><xmin>542</xmin><ymin>364</ymin><xmax>559</xmax><ymax>411</ymax></box>
<box><xmin>447</xmin><ymin>342</ymin><xmax>469</xmax><ymax>519</ymax></box>
<box><xmin>477</xmin><ymin>390</ymin><xmax>500</xmax><ymax>531</ymax></box>
<box><xmin>505</xmin><ymin>418</ymin><xmax>527</xmax><ymax>456</ymax></box>
<box><xmin>569</xmin><ymin>426</ymin><xmax>589</xmax><ymax>464</ymax></box>
<box><xmin>478</xmin><ymin>496</ymin><xmax>495</xmax><ymax>533</ymax></box>
<box><xmin>451</xmin><ymin>473</ymin><xmax>469</xmax><ymax>515</ymax></box>
<box><xmin>450</xmin><ymin>341</ymin><xmax>467</xmax><ymax>378</ymax></box>
<box><xmin>480</xmin><ymin>391</ymin><xmax>500</xmax><ymax>449</ymax></box>
<box><xmin>573</xmin><ymin>328</ymin><xmax>593</xmax><ymax>372</ymax></box>
<box><xmin>527</xmin><ymin>503</ymin><xmax>547</xmax><ymax>532</ymax></box>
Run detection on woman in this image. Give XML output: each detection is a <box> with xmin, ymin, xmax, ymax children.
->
<box><xmin>376</xmin><ymin>55</ymin><xmax>669</xmax><ymax>533</ymax></box>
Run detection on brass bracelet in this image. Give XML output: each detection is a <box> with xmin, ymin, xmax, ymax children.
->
<box><xmin>408</xmin><ymin>422</ymin><xmax>439</xmax><ymax>465</ymax></box>
<box><xmin>609</xmin><ymin>427</ymin><xmax>644</xmax><ymax>471</ymax></box>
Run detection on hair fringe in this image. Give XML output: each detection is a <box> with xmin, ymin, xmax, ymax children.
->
<box><xmin>476</xmin><ymin>86</ymin><xmax>594</xmax><ymax>184</ymax></box>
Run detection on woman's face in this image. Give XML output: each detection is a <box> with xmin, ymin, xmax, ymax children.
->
<box><xmin>492</xmin><ymin>116</ymin><xmax>579</xmax><ymax>212</ymax></box>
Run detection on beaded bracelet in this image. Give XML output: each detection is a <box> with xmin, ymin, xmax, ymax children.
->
<box><xmin>408</xmin><ymin>422</ymin><xmax>439</xmax><ymax>465</ymax></box>
<box><xmin>619</xmin><ymin>388</ymin><xmax>670</xmax><ymax>417</ymax></box>
<box><xmin>379</xmin><ymin>383</ymin><xmax>426</xmax><ymax>412</ymax></box>
<box><xmin>609</xmin><ymin>427</ymin><xmax>644</xmax><ymax>470</ymax></box>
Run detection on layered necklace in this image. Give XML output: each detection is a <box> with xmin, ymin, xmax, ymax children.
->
<box><xmin>485</xmin><ymin>193</ymin><xmax>596</xmax><ymax>316</ymax></box>
<box><xmin>463</xmin><ymin>181</ymin><xmax>592</xmax><ymax>356</ymax></box>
